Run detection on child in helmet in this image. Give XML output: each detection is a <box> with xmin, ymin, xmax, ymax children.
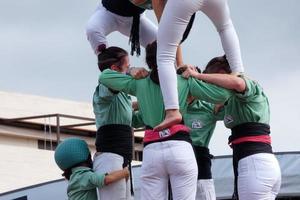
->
<box><xmin>54</xmin><ymin>138</ymin><xmax>129</xmax><ymax>200</ymax></box>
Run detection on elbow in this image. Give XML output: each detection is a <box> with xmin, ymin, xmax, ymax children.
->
<box><xmin>233</xmin><ymin>79</ymin><xmax>246</xmax><ymax>92</ymax></box>
<box><xmin>98</xmin><ymin>74</ymin><xmax>106</xmax><ymax>85</ymax></box>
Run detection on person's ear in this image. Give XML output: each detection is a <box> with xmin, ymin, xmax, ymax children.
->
<box><xmin>111</xmin><ymin>65</ymin><xmax>120</xmax><ymax>72</ymax></box>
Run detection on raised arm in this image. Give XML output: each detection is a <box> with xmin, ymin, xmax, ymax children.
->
<box><xmin>182</xmin><ymin>67</ymin><xmax>246</xmax><ymax>92</ymax></box>
<box><xmin>187</xmin><ymin>77</ymin><xmax>233</xmax><ymax>104</ymax></box>
<box><xmin>99</xmin><ymin>69</ymin><xmax>138</xmax><ymax>96</ymax></box>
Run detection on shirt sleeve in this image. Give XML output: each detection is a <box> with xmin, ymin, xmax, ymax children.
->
<box><xmin>188</xmin><ymin>77</ymin><xmax>233</xmax><ymax>104</ymax></box>
<box><xmin>236</xmin><ymin>76</ymin><xmax>259</xmax><ymax>99</ymax></box>
<box><xmin>87</xmin><ymin>172</ymin><xmax>106</xmax><ymax>188</ymax></box>
<box><xmin>99</xmin><ymin>69</ymin><xmax>137</xmax><ymax>96</ymax></box>
<box><xmin>99</xmin><ymin>84</ymin><xmax>115</xmax><ymax>99</ymax></box>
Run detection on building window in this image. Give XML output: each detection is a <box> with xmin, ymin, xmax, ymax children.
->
<box><xmin>38</xmin><ymin>140</ymin><xmax>58</xmax><ymax>151</ymax></box>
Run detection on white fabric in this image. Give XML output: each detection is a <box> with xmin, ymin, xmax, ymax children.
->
<box><xmin>140</xmin><ymin>140</ymin><xmax>198</xmax><ymax>200</ymax></box>
<box><xmin>86</xmin><ymin>3</ymin><xmax>157</xmax><ymax>54</ymax></box>
<box><xmin>157</xmin><ymin>0</ymin><xmax>244</xmax><ymax>109</ymax></box>
<box><xmin>237</xmin><ymin>153</ymin><xmax>281</xmax><ymax>200</ymax></box>
<box><xmin>196</xmin><ymin>179</ymin><xmax>216</xmax><ymax>200</ymax></box>
<box><xmin>93</xmin><ymin>152</ymin><xmax>133</xmax><ymax>200</ymax></box>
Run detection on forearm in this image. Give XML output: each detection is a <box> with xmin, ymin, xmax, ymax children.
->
<box><xmin>195</xmin><ymin>73</ymin><xmax>246</xmax><ymax>92</ymax></box>
<box><xmin>176</xmin><ymin>46</ymin><xmax>184</xmax><ymax>67</ymax></box>
<box><xmin>104</xmin><ymin>169</ymin><xmax>129</xmax><ymax>185</ymax></box>
<box><xmin>188</xmin><ymin>78</ymin><xmax>232</xmax><ymax>104</ymax></box>
<box><xmin>99</xmin><ymin>69</ymin><xmax>136</xmax><ymax>95</ymax></box>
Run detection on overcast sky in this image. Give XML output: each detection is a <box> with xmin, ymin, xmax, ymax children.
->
<box><xmin>0</xmin><ymin>0</ymin><xmax>299</xmax><ymax>155</ymax></box>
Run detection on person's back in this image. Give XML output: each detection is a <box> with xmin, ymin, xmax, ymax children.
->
<box><xmin>182</xmin><ymin>55</ymin><xmax>281</xmax><ymax>200</ymax></box>
<box><xmin>93</xmin><ymin>84</ymin><xmax>132</xmax><ymax>130</ymax></box>
<box><xmin>68</xmin><ymin>167</ymin><xmax>105</xmax><ymax>200</ymax></box>
<box><xmin>125</xmin><ymin>75</ymin><xmax>189</xmax><ymax>128</ymax></box>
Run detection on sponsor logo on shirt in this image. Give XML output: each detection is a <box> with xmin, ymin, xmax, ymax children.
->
<box><xmin>224</xmin><ymin>115</ymin><xmax>234</xmax><ymax>124</ymax></box>
<box><xmin>192</xmin><ymin>120</ymin><xmax>203</xmax><ymax>129</ymax></box>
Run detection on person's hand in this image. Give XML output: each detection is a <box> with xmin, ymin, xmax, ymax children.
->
<box><xmin>123</xmin><ymin>167</ymin><xmax>130</xmax><ymax>181</ymax></box>
<box><xmin>128</xmin><ymin>67</ymin><xmax>149</xmax><ymax>79</ymax></box>
<box><xmin>181</xmin><ymin>66</ymin><xmax>199</xmax><ymax>79</ymax></box>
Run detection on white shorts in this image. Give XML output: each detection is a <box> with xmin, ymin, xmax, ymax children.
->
<box><xmin>140</xmin><ymin>140</ymin><xmax>198</xmax><ymax>200</ymax></box>
<box><xmin>196</xmin><ymin>179</ymin><xmax>216</xmax><ymax>200</ymax></box>
<box><xmin>86</xmin><ymin>3</ymin><xmax>157</xmax><ymax>54</ymax></box>
<box><xmin>238</xmin><ymin>153</ymin><xmax>281</xmax><ymax>200</ymax></box>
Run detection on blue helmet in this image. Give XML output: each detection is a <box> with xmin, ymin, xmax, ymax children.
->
<box><xmin>54</xmin><ymin>138</ymin><xmax>90</xmax><ymax>170</ymax></box>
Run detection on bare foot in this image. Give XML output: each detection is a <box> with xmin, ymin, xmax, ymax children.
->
<box><xmin>154</xmin><ymin>109</ymin><xmax>182</xmax><ymax>131</ymax></box>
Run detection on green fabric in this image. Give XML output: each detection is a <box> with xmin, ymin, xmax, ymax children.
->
<box><xmin>93</xmin><ymin>84</ymin><xmax>132</xmax><ymax>129</ymax></box>
<box><xmin>99</xmin><ymin>69</ymin><xmax>232</xmax><ymax>128</ymax></box>
<box><xmin>223</xmin><ymin>76</ymin><xmax>270</xmax><ymax>129</ymax></box>
<box><xmin>54</xmin><ymin>138</ymin><xmax>90</xmax><ymax>170</ymax></box>
<box><xmin>129</xmin><ymin>0</ymin><xmax>152</xmax><ymax>9</ymax></box>
<box><xmin>132</xmin><ymin>110</ymin><xmax>145</xmax><ymax>128</ymax></box>
<box><xmin>184</xmin><ymin>101</ymin><xmax>224</xmax><ymax>147</ymax></box>
<box><xmin>67</xmin><ymin>167</ymin><xmax>105</xmax><ymax>200</ymax></box>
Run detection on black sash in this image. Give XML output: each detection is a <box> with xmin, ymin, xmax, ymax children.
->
<box><xmin>102</xmin><ymin>0</ymin><xmax>145</xmax><ymax>56</ymax></box>
<box><xmin>102</xmin><ymin>0</ymin><xmax>144</xmax><ymax>17</ymax></box>
<box><xmin>96</xmin><ymin>124</ymin><xmax>134</xmax><ymax>195</ymax></box>
<box><xmin>193</xmin><ymin>146</ymin><xmax>213</xmax><ymax>179</ymax></box>
<box><xmin>96</xmin><ymin>124</ymin><xmax>133</xmax><ymax>163</ymax></box>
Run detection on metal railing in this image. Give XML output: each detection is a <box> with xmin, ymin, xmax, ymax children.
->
<box><xmin>0</xmin><ymin>114</ymin><xmax>96</xmax><ymax>144</ymax></box>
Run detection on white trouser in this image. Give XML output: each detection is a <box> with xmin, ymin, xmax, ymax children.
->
<box><xmin>196</xmin><ymin>179</ymin><xmax>216</xmax><ymax>200</ymax></box>
<box><xmin>157</xmin><ymin>0</ymin><xmax>244</xmax><ymax>109</ymax></box>
<box><xmin>86</xmin><ymin>3</ymin><xmax>158</xmax><ymax>54</ymax></box>
<box><xmin>238</xmin><ymin>153</ymin><xmax>281</xmax><ymax>200</ymax></box>
<box><xmin>140</xmin><ymin>140</ymin><xmax>198</xmax><ymax>200</ymax></box>
<box><xmin>93</xmin><ymin>152</ymin><xmax>133</xmax><ymax>200</ymax></box>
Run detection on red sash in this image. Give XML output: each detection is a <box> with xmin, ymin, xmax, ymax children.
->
<box><xmin>143</xmin><ymin>124</ymin><xmax>190</xmax><ymax>143</ymax></box>
<box><xmin>229</xmin><ymin>135</ymin><xmax>271</xmax><ymax>146</ymax></box>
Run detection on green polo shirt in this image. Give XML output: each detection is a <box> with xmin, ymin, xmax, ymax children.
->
<box><xmin>223</xmin><ymin>76</ymin><xmax>270</xmax><ymax>129</ymax></box>
<box><xmin>67</xmin><ymin>167</ymin><xmax>105</xmax><ymax>200</ymax></box>
<box><xmin>93</xmin><ymin>84</ymin><xmax>132</xmax><ymax>129</ymax></box>
<box><xmin>99</xmin><ymin>69</ymin><xmax>232</xmax><ymax>128</ymax></box>
<box><xmin>184</xmin><ymin>100</ymin><xmax>224</xmax><ymax>147</ymax></box>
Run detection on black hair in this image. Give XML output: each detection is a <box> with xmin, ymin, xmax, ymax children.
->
<box><xmin>145</xmin><ymin>41</ymin><xmax>160</xmax><ymax>84</ymax></box>
<box><xmin>62</xmin><ymin>153</ymin><xmax>93</xmax><ymax>180</ymax></box>
<box><xmin>145</xmin><ymin>41</ymin><xmax>157</xmax><ymax>71</ymax></box>
<box><xmin>203</xmin><ymin>55</ymin><xmax>232</xmax><ymax>74</ymax></box>
<box><xmin>176</xmin><ymin>66</ymin><xmax>201</xmax><ymax>75</ymax></box>
<box><xmin>97</xmin><ymin>46</ymin><xmax>128</xmax><ymax>71</ymax></box>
